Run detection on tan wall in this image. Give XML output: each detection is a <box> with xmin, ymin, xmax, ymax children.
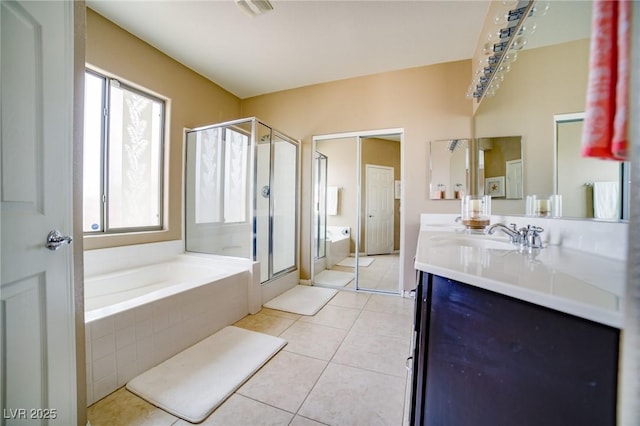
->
<box><xmin>474</xmin><ymin>39</ymin><xmax>590</xmax><ymax>215</ymax></box>
<box><xmin>85</xmin><ymin>10</ymin><xmax>474</xmax><ymax>289</ymax></box>
<box><xmin>241</xmin><ymin>61</ymin><xmax>474</xmax><ymax>289</ymax></box>
<box><xmin>84</xmin><ymin>9</ymin><xmax>242</xmax><ymax>249</ymax></box>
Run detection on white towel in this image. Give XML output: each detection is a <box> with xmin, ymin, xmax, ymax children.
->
<box><xmin>593</xmin><ymin>181</ymin><xmax>620</xmax><ymax>219</ymax></box>
<box><xmin>327</xmin><ymin>186</ymin><xmax>339</xmax><ymax>215</ymax></box>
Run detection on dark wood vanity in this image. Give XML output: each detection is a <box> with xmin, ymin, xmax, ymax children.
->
<box><xmin>410</xmin><ymin>272</ymin><xmax>619</xmax><ymax>426</ymax></box>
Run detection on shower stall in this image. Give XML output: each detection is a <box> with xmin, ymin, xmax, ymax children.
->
<box><xmin>184</xmin><ymin>118</ymin><xmax>299</xmax><ymax>288</ymax></box>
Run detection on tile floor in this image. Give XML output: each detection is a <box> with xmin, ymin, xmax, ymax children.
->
<box><xmin>87</xmin><ymin>290</ymin><xmax>415</xmax><ymax>426</ymax></box>
<box><xmin>333</xmin><ymin>253</ymin><xmax>400</xmax><ymax>292</ymax></box>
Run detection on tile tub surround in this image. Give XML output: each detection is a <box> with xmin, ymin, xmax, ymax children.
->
<box><xmin>85</xmin><ymin>269</ymin><xmax>250</xmax><ymax>405</ymax></box>
<box><xmin>83</xmin><ymin>242</ymin><xmax>255</xmax><ymax>405</ymax></box>
<box><xmin>87</xmin><ymin>291</ymin><xmax>415</xmax><ymax>425</ymax></box>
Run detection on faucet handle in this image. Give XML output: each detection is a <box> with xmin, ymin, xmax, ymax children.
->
<box><xmin>526</xmin><ymin>225</ymin><xmax>544</xmax><ymax>248</ymax></box>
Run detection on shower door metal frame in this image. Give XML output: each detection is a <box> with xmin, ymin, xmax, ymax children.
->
<box><xmin>183</xmin><ymin>117</ymin><xmax>300</xmax><ymax>285</ymax></box>
<box><xmin>313</xmin><ymin>151</ymin><xmax>328</xmax><ymax>261</ymax></box>
<box><xmin>252</xmin><ymin>119</ymin><xmax>300</xmax><ymax>283</ymax></box>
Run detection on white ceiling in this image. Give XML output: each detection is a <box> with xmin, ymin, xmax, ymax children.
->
<box><xmin>86</xmin><ymin>0</ymin><xmax>592</xmax><ymax>99</ymax></box>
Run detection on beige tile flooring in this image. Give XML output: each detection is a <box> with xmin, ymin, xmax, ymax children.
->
<box><xmin>333</xmin><ymin>253</ymin><xmax>400</xmax><ymax>292</ymax></box>
<box><xmin>87</xmin><ymin>290</ymin><xmax>415</xmax><ymax>426</ymax></box>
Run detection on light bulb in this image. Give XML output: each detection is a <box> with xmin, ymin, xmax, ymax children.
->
<box><xmin>519</xmin><ymin>19</ymin><xmax>537</xmax><ymax>37</ymax></box>
<box><xmin>502</xmin><ymin>51</ymin><xmax>518</xmax><ymax>64</ymax></box>
<box><xmin>530</xmin><ymin>1</ymin><xmax>550</xmax><ymax>18</ymax></box>
<box><xmin>511</xmin><ymin>36</ymin><xmax>528</xmax><ymax>51</ymax></box>
<box><xmin>497</xmin><ymin>63</ymin><xmax>511</xmax><ymax>74</ymax></box>
<box><xmin>493</xmin><ymin>13</ymin><xmax>507</xmax><ymax>27</ymax></box>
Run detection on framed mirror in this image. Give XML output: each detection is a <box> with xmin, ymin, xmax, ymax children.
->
<box><xmin>429</xmin><ymin>139</ymin><xmax>469</xmax><ymax>200</ymax></box>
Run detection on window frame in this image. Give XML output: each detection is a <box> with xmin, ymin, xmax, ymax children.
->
<box><xmin>83</xmin><ymin>68</ymin><xmax>166</xmax><ymax>235</ymax></box>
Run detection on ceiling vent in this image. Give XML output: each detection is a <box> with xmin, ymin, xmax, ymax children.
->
<box><xmin>235</xmin><ymin>0</ymin><xmax>274</xmax><ymax>17</ymax></box>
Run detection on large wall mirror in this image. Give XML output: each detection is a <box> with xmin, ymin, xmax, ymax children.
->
<box><xmin>473</xmin><ymin>1</ymin><xmax>629</xmax><ymax>220</ymax></box>
<box><xmin>312</xmin><ymin>130</ymin><xmax>404</xmax><ymax>294</ymax></box>
<box><xmin>429</xmin><ymin>139</ymin><xmax>469</xmax><ymax>200</ymax></box>
<box><xmin>555</xmin><ymin>113</ymin><xmax>630</xmax><ymax>220</ymax></box>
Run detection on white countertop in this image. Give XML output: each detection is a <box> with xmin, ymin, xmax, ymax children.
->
<box><xmin>415</xmin><ymin>227</ymin><xmax>625</xmax><ymax>328</ymax></box>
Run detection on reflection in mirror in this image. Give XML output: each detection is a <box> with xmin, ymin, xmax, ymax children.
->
<box><xmin>313</xmin><ymin>151</ymin><xmax>327</xmax><ymax>260</ymax></box>
<box><xmin>429</xmin><ymin>139</ymin><xmax>469</xmax><ymax>199</ymax></box>
<box><xmin>555</xmin><ymin>113</ymin><xmax>630</xmax><ymax>220</ymax></box>
<box><xmin>312</xmin><ymin>131</ymin><xmax>403</xmax><ymax>294</ymax></box>
<box><xmin>359</xmin><ymin>136</ymin><xmax>401</xmax><ymax>293</ymax></box>
<box><xmin>473</xmin><ymin>1</ymin><xmax>606</xmax><ymax>218</ymax></box>
<box><xmin>312</xmin><ymin>137</ymin><xmax>358</xmax><ymax>290</ymax></box>
<box><xmin>477</xmin><ymin>136</ymin><xmax>523</xmax><ymax>199</ymax></box>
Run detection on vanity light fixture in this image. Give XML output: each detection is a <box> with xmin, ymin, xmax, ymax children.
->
<box><xmin>235</xmin><ymin>0</ymin><xmax>274</xmax><ymax>17</ymax></box>
<box><xmin>470</xmin><ymin>0</ymin><xmax>541</xmax><ymax>102</ymax></box>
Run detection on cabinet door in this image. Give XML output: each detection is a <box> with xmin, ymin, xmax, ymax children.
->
<box><xmin>410</xmin><ymin>272</ymin><xmax>431</xmax><ymax>425</ymax></box>
<box><xmin>422</xmin><ymin>275</ymin><xmax>618</xmax><ymax>426</ymax></box>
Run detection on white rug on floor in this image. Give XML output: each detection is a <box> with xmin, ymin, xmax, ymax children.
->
<box><xmin>313</xmin><ymin>270</ymin><xmax>355</xmax><ymax>287</ymax></box>
<box><xmin>336</xmin><ymin>257</ymin><xmax>375</xmax><ymax>267</ymax></box>
<box><xmin>126</xmin><ymin>326</ymin><xmax>286</xmax><ymax>423</ymax></box>
<box><xmin>263</xmin><ymin>285</ymin><xmax>338</xmax><ymax>315</ymax></box>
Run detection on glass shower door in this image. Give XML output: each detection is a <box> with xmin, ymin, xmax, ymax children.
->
<box><xmin>272</xmin><ymin>132</ymin><xmax>298</xmax><ymax>276</ymax></box>
<box><xmin>185</xmin><ymin>117</ymin><xmax>300</xmax><ymax>285</ymax></box>
<box><xmin>255</xmin><ymin>123</ymin><xmax>271</xmax><ymax>283</ymax></box>
<box><xmin>185</xmin><ymin>121</ymin><xmax>253</xmax><ymax>258</ymax></box>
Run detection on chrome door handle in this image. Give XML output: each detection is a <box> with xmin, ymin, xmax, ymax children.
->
<box><xmin>46</xmin><ymin>230</ymin><xmax>73</xmax><ymax>251</ymax></box>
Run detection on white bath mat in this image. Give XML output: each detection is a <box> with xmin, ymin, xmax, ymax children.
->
<box><xmin>263</xmin><ymin>285</ymin><xmax>338</xmax><ymax>315</ymax></box>
<box><xmin>336</xmin><ymin>257</ymin><xmax>375</xmax><ymax>268</ymax></box>
<box><xmin>126</xmin><ymin>326</ymin><xmax>286</xmax><ymax>423</ymax></box>
<box><xmin>313</xmin><ymin>270</ymin><xmax>355</xmax><ymax>287</ymax></box>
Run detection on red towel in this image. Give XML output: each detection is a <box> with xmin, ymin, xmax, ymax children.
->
<box><xmin>581</xmin><ymin>0</ymin><xmax>630</xmax><ymax>161</ymax></box>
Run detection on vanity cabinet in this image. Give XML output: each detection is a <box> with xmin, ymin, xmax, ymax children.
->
<box><xmin>410</xmin><ymin>272</ymin><xmax>619</xmax><ymax>426</ymax></box>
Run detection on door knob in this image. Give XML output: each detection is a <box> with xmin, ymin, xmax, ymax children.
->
<box><xmin>46</xmin><ymin>230</ymin><xmax>73</xmax><ymax>251</ymax></box>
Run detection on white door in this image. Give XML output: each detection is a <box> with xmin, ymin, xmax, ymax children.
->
<box><xmin>506</xmin><ymin>160</ymin><xmax>523</xmax><ymax>199</ymax></box>
<box><xmin>365</xmin><ymin>165</ymin><xmax>394</xmax><ymax>255</ymax></box>
<box><xmin>1</xmin><ymin>1</ymin><xmax>78</xmax><ymax>424</ymax></box>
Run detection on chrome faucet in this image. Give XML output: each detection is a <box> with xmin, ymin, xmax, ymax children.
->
<box><xmin>486</xmin><ymin>223</ymin><xmax>544</xmax><ymax>248</ymax></box>
<box><xmin>487</xmin><ymin>223</ymin><xmax>522</xmax><ymax>244</ymax></box>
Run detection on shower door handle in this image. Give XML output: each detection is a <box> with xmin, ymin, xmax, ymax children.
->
<box><xmin>46</xmin><ymin>230</ymin><xmax>73</xmax><ymax>251</ymax></box>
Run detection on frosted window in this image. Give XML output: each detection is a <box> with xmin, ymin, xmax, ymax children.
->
<box><xmin>83</xmin><ymin>70</ymin><xmax>165</xmax><ymax>233</ymax></box>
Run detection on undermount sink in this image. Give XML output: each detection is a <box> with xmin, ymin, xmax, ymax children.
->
<box><xmin>425</xmin><ymin>233</ymin><xmax>516</xmax><ymax>251</ymax></box>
